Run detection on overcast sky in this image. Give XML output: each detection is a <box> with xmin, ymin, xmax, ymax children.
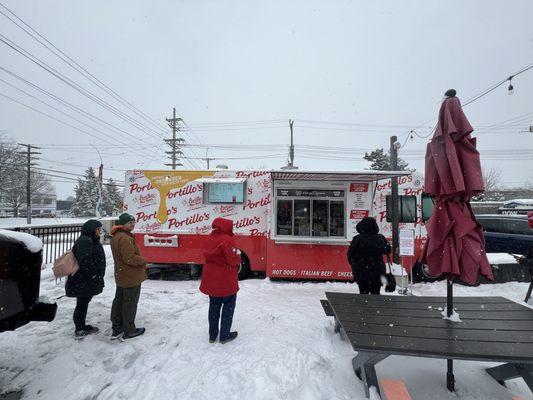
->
<box><xmin>1</xmin><ymin>0</ymin><xmax>532</xmax><ymax>198</ymax></box>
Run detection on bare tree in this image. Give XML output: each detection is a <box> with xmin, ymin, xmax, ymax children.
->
<box><xmin>0</xmin><ymin>134</ymin><xmax>19</xmax><ymax>190</ymax></box>
<box><xmin>1</xmin><ymin>136</ymin><xmax>53</xmax><ymax>216</ymax></box>
<box><xmin>482</xmin><ymin>167</ymin><xmax>502</xmax><ymax>192</ymax></box>
<box><xmin>3</xmin><ymin>167</ymin><xmax>54</xmax><ymax>217</ymax></box>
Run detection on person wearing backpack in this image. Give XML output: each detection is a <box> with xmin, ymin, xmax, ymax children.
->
<box><xmin>66</xmin><ymin>219</ymin><xmax>106</xmax><ymax>338</ymax></box>
<box><xmin>110</xmin><ymin>213</ymin><xmax>147</xmax><ymax>340</ymax></box>
<box><xmin>200</xmin><ymin>218</ymin><xmax>242</xmax><ymax>344</ymax></box>
<box><xmin>347</xmin><ymin>217</ymin><xmax>391</xmax><ymax>295</ymax></box>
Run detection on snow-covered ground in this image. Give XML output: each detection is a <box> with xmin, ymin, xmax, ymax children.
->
<box><xmin>1</xmin><ymin>247</ymin><xmax>532</xmax><ymax>400</ymax></box>
<box><xmin>0</xmin><ymin>218</ymin><xmax>88</xmax><ymax>229</ymax></box>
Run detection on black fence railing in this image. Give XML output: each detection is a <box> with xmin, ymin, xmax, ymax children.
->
<box><xmin>10</xmin><ymin>224</ymin><xmax>84</xmax><ymax>264</ymax></box>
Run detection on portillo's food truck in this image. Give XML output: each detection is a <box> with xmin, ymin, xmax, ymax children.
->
<box><xmin>124</xmin><ymin>169</ymin><xmax>434</xmax><ymax>281</ymax></box>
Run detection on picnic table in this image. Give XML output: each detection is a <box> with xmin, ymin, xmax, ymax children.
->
<box><xmin>324</xmin><ymin>292</ymin><xmax>533</xmax><ymax>399</ymax></box>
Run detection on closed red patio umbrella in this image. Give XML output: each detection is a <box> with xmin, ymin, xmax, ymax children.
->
<box><xmin>421</xmin><ymin>89</ymin><xmax>494</xmax><ymax>391</ymax></box>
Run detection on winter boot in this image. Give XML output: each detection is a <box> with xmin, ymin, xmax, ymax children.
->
<box><xmin>220</xmin><ymin>331</ymin><xmax>238</xmax><ymax>344</ymax></box>
<box><xmin>121</xmin><ymin>327</ymin><xmax>145</xmax><ymax>340</ymax></box>
<box><xmin>74</xmin><ymin>325</ymin><xmax>99</xmax><ymax>338</ymax></box>
<box><xmin>84</xmin><ymin>325</ymin><xmax>100</xmax><ymax>334</ymax></box>
<box><xmin>111</xmin><ymin>328</ymin><xmax>124</xmax><ymax>340</ymax></box>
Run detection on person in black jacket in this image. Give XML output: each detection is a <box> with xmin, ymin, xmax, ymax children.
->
<box><xmin>66</xmin><ymin>220</ymin><xmax>106</xmax><ymax>337</ymax></box>
<box><xmin>519</xmin><ymin>245</ymin><xmax>533</xmax><ymax>302</ymax></box>
<box><xmin>347</xmin><ymin>217</ymin><xmax>391</xmax><ymax>295</ymax></box>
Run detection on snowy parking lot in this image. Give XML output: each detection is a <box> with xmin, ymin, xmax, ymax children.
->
<box><xmin>1</xmin><ymin>247</ymin><xmax>532</xmax><ymax>400</ymax></box>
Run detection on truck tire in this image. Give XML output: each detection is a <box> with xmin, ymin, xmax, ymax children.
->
<box><xmin>238</xmin><ymin>252</ymin><xmax>250</xmax><ymax>280</ymax></box>
<box><xmin>412</xmin><ymin>262</ymin><xmax>441</xmax><ymax>283</ymax></box>
<box><xmin>147</xmin><ymin>267</ymin><xmax>163</xmax><ymax>280</ymax></box>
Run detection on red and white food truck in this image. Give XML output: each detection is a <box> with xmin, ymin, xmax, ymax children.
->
<box><xmin>123</xmin><ymin>169</ymin><xmax>434</xmax><ymax>280</ymax></box>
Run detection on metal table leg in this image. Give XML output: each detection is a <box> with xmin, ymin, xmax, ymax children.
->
<box><xmin>486</xmin><ymin>363</ymin><xmax>533</xmax><ymax>394</ymax></box>
<box><xmin>525</xmin><ymin>280</ymin><xmax>533</xmax><ymax>303</ymax></box>
<box><xmin>352</xmin><ymin>352</ymin><xmax>389</xmax><ymax>399</ymax></box>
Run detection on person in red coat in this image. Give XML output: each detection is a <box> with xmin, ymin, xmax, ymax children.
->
<box><xmin>200</xmin><ymin>218</ymin><xmax>242</xmax><ymax>344</ymax></box>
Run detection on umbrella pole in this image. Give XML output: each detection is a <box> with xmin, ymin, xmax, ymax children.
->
<box><xmin>447</xmin><ymin>279</ymin><xmax>455</xmax><ymax>391</ymax></box>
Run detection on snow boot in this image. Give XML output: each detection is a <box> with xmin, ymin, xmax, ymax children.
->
<box><xmin>220</xmin><ymin>331</ymin><xmax>238</xmax><ymax>344</ymax></box>
<box><xmin>110</xmin><ymin>328</ymin><xmax>124</xmax><ymax>340</ymax></box>
<box><xmin>209</xmin><ymin>338</ymin><xmax>216</xmax><ymax>343</ymax></box>
<box><xmin>74</xmin><ymin>325</ymin><xmax>99</xmax><ymax>338</ymax></box>
<box><xmin>121</xmin><ymin>327</ymin><xmax>145</xmax><ymax>340</ymax></box>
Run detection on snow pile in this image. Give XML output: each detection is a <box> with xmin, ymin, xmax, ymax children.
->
<box><xmin>441</xmin><ymin>307</ymin><xmax>462</xmax><ymax>322</ymax></box>
<box><xmin>1</xmin><ymin>251</ymin><xmax>532</xmax><ymax>400</ymax></box>
<box><xmin>0</xmin><ymin>229</ymin><xmax>43</xmax><ymax>253</ymax></box>
<box><xmin>0</xmin><ymin>217</ymin><xmax>88</xmax><ymax>229</ymax></box>
<box><xmin>486</xmin><ymin>253</ymin><xmax>520</xmax><ymax>265</ymax></box>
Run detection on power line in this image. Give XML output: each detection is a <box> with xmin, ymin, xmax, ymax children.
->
<box><xmin>0</xmin><ymin>4</ymin><xmax>206</xmax><ymax>165</ymax></box>
<box><xmin>0</xmin><ymin>91</ymin><xmax>164</xmax><ymax>162</ymax></box>
<box><xmin>0</xmin><ymin>65</ymin><xmax>166</xmax><ymax>155</ymax></box>
<box><xmin>403</xmin><ymin>61</ymin><xmax>533</xmax><ymax>143</ymax></box>
<box><xmin>0</xmin><ymin>33</ymin><xmax>168</xmax><ymax>142</ymax></box>
<box><xmin>0</xmin><ymin>1</ymin><xmax>169</xmax><ymax>134</ymax></box>
<box><xmin>0</xmin><ymin>77</ymin><xmax>165</xmax><ymax>160</ymax></box>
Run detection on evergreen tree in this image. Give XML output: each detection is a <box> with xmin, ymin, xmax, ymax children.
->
<box><xmin>363</xmin><ymin>148</ymin><xmax>411</xmax><ymax>171</ymax></box>
<box><xmin>71</xmin><ymin>167</ymin><xmax>100</xmax><ymax>217</ymax></box>
<box><xmin>103</xmin><ymin>178</ymin><xmax>123</xmax><ymax>216</ymax></box>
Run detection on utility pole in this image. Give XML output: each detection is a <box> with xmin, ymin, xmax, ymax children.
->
<box><xmin>288</xmin><ymin>119</ymin><xmax>295</xmax><ymax>168</ymax></box>
<box><xmin>17</xmin><ymin>143</ymin><xmax>41</xmax><ymax>225</ymax></box>
<box><xmin>390</xmin><ymin>136</ymin><xmax>400</xmax><ymax>264</ymax></box>
<box><xmin>165</xmin><ymin>107</ymin><xmax>184</xmax><ymax>169</ymax></box>
<box><xmin>203</xmin><ymin>147</ymin><xmax>215</xmax><ymax>169</ymax></box>
<box><xmin>91</xmin><ymin>144</ymin><xmax>104</xmax><ymax>217</ymax></box>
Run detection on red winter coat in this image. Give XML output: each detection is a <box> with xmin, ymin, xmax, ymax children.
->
<box><xmin>199</xmin><ymin>218</ymin><xmax>241</xmax><ymax>297</ymax></box>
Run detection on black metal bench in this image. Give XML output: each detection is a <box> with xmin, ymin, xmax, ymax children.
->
<box><xmin>325</xmin><ymin>292</ymin><xmax>533</xmax><ymax>399</ymax></box>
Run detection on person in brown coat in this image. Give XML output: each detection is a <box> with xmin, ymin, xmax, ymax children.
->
<box><xmin>110</xmin><ymin>213</ymin><xmax>147</xmax><ymax>340</ymax></box>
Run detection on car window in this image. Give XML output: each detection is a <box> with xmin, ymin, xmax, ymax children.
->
<box><xmin>477</xmin><ymin>217</ymin><xmax>504</xmax><ymax>233</ymax></box>
<box><xmin>503</xmin><ymin>218</ymin><xmax>533</xmax><ymax>235</ymax></box>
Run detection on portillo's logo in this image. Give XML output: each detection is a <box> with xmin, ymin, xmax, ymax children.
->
<box><xmin>376</xmin><ymin>175</ymin><xmax>413</xmax><ymax>191</ymax></box>
<box><xmin>243</xmin><ymin>193</ymin><xmax>271</xmax><ymax>210</ymax></box>
<box><xmin>168</xmin><ymin>212</ymin><xmax>210</xmax><ymax>229</ymax></box>
<box><xmin>167</xmin><ymin>184</ymin><xmax>202</xmax><ymax>199</ymax></box>
<box><xmin>130</xmin><ymin>182</ymin><xmax>154</xmax><ymax>194</ymax></box>
<box><xmin>235</xmin><ymin>216</ymin><xmax>261</xmax><ymax>229</ymax></box>
<box><xmin>235</xmin><ymin>170</ymin><xmax>269</xmax><ymax>179</ymax></box>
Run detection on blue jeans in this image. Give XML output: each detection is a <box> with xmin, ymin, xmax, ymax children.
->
<box><xmin>208</xmin><ymin>294</ymin><xmax>236</xmax><ymax>341</ymax></box>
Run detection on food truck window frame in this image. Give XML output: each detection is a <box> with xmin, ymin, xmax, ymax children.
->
<box><xmin>274</xmin><ymin>188</ymin><xmax>347</xmax><ymax>239</ymax></box>
<box><xmin>385</xmin><ymin>195</ymin><xmax>417</xmax><ymax>223</ymax></box>
<box><xmin>201</xmin><ymin>178</ymin><xmax>247</xmax><ymax>204</ymax></box>
<box><xmin>421</xmin><ymin>192</ymin><xmax>435</xmax><ymax>222</ymax></box>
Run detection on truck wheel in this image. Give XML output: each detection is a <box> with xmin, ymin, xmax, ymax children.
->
<box><xmin>412</xmin><ymin>262</ymin><xmax>441</xmax><ymax>283</ymax></box>
<box><xmin>147</xmin><ymin>268</ymin><xmax>163</xmax><ymax>280</ymax></box>
<box><xmin>238</xmin><ymin>252</ymin><xmax>250</xmax><ymax>280</ymax></box>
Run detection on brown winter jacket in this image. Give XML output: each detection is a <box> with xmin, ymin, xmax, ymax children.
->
<box><xmin>111</xmin><ymin>226</ymin><xmax>147</xmax><ymax>288</ymax></box>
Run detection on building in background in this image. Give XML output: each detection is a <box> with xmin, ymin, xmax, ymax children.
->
<box><xmin>0</xmin><ymin>189</ymin><xmax>57</xmax><ymax>217</ymax></box>
<box><xmin>56</xmin><ymin>196</ymin><xmax>75</xmax><ymax>217</ymax></box>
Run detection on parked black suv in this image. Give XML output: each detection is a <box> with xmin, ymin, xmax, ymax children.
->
<box><xmin>1</xmin><ymin>230</ymin><xmax>57</xmax><ymax>332</ymax></box>
<box><xmin>476</xmin><ymin>214</ymin><xmax>533</xmax><ymax>256</ymax></box>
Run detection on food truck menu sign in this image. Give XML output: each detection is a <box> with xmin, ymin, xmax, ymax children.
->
<box><xmin>347</xmin><ymin>182</ymin><xmax>372</xmax><ymax>236</ymax></box>
<box><xmin>207</xmin><ymin>182</ymin><xmax>244</xmax><ymax>203</ymax></box>
<box><xmin>349</xmin><ymin>183</ymin><xmax>369</xmax><ymax>192</ymax></box>
<box><xmin>399</xmin><ymin>228</ymin><xmax>415</xmax><ymax>256</ymax></box>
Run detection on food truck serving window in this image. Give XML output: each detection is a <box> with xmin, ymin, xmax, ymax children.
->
<box><xmin>276</xmin><ymin>189</ymin><xmax>345</xmax><ymax>237</ymax></box>
<box><xmin>421</xmin><ymin>192</ymin><xmax>435</xmax><ymax>222</ymax></box>
<box><xmin>203</xmin><ymin>182</ymin><xmax>245</xmax><ymax>204</ymax></box>
<box><xmin>386</xmin><ymin>195</ymin><xmax>417</xmax><ymax>223</ymax></box>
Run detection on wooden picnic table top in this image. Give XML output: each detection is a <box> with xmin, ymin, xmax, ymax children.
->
<box><xmin>325</xmin><ymin>292</ymin><xmax>533</xmax><ymax>364</ymax></box>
